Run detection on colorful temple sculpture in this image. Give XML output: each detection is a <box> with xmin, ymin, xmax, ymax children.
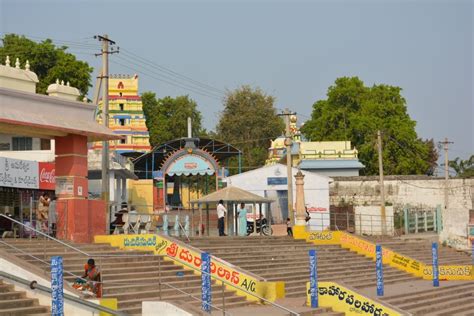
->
<box><xmin>266</xmin><ymin>115</ymin><xmax>364</xmax><ymax>176</ymax></box>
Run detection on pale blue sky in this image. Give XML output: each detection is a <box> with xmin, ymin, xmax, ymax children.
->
<box><xmin>1</xmin><ymin>0</ymin><xmax>472</xmax><ymax>171</ymax></box>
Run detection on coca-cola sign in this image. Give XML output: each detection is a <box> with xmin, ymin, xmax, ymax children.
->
<box><xmin>38</xmin><ymin>162</ymin><xmax>55</xmax><ymax>190</ymax></box>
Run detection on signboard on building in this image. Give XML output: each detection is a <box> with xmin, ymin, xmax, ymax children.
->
<box><xmin>267</xmin><ymin>177</ymin><xmax>287</xmax><ymax>185</ymax></box>
<box><xmin>55</xmin><ymin>178</ymin><xmax>74</xmax><ymax>195</ymax></box>
<box><xmin>38</xmin><ymin>162</ymin><xmax>55</xmax><ymax>190</ymax></box>
<box><xmin>0</xmin><ymin>157</ymin><xmax>38</xmax><ymax>189</ymax></box>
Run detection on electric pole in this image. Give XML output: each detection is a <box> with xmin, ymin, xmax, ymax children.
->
<box><xmin>278</xmin><ymin>109</ymin><xmax>296</xmax><ymax>225</ymax></box>
<box><xmin>94</xmin><ymin>35</ymin><xmax>119</xmax><ymax>203</ymax></box>
<box><xmin>377</xmin><ymin>130</ymin><xmax>387</xmax><ymax>235</ymax></box>
<box><xmin>439</xmin><ymin>138</ymin><xmax>454</xmax><ymax>209</ymax></box>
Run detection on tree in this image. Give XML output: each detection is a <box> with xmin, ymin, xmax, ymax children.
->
<box><xmin>216</xmin><ymin>85</ymin><xmax>285</xmax><ymax>172</ymax></box>
<box><xmin>301</xmin><ymin>77</ymin><xmax>438</xmax><ymax>175</ymax></box>
<box><xmin>0</xmin><ymin>34</ymin><xmax>92</xmax><ymax>97</ymax></box>
<box><xmin>142</xmin><ymin>93</ymin><xmax>206</xmax><ymax>147</ymax></box>
<box><xmin>449</xmin><ymin>155</ymin><xmax>474</xmax><ymax>178</ymax></box>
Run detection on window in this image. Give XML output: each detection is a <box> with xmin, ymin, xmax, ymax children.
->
<box><xmin>120</xmin><ymin>138</ymin><xmax>126</xmax><ymax>144</ymax></box>
<box><xmin>12</xmin><ymin>137</ymin><xmax>32</xmax><ymax>151</ymax></box>
<box><xmin>119</xmin><ymin>103</ymin><xmax>124</xmax><ymax>111</ymax></box>
<box><xmin>119</xmin><ymin>119</ymin><xmax>126</xmax><ymax>126</ymax></box>
<box><xmin>40</xmin><ymin>139</ymin><xmax>51</xmax><ymax>150</ymax></box>
<box><xmin>119</xmin><ymin>92</ymin><xmax>123</xmax><ymax>97</ymax></box>
<box><xmin>0</xmin><ymin>143</ymin><xmax>10</xmax><ymax>150</ymax></box>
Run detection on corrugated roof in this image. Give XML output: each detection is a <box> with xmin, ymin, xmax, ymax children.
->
<box><xmin>191</xmin><ymin>186</ymin><xmax>274</xmax><ymax>204</ymax></box>
<box><xmin>299</xmin><ymin>159</ymin><xmax>365</xmax><ymax>170</ymax></box>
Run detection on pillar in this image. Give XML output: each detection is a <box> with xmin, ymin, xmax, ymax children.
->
<box><xmin>55</xmin><ymin>134</ymin><xmax>89</xmax><ymax>242</ymax></box>
<box><xmin>294</xmin><ymin>170</ymin><xmax>307</xmax><ymax>226</ymax></box>
<box><xmin>121</xmin><ymin>177</ymin><xmax>127</xmax><ymax>202</ymax></box>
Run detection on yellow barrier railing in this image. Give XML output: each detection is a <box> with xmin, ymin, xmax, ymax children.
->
<box><xmin>293</xmin><ymin>226</ymin><xmax>473</xmax><ymax>281</ymax></box>
<box><xmin>305</xmin><ymin>281</ymin><xmax>408</xmax><ymax>316</ymax></box>
<box><xmin>94</xmin><ymin>234</ymin><xmax>285</xmax><ymax>303</ymax></box>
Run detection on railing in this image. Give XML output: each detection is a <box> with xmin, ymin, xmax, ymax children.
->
<box><xmin>0</xmin><ymin>214</ymin><xmax>299</xmax><ymax>315</ymax></box>
<box><xmin>307</xmin><ymin>212</ymin><xmax>398</xmax><ymax>236</ymax></box>
<box><xmin>165</xmin><ymin>255</ymin><xmax>300</xmax><ymax>316</ymax></box>
<box><xmin>0</xmin><ymin>271</ymin><xmax>126</xmax><ymax>316</ymax></box>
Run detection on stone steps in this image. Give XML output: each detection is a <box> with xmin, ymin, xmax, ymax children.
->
<box><xmin>0</xmin><ymin>239</ymin><xmax>253</xmax><ymax>315</ymax></box>
<box><xmin>0</xmin><ymin>279</ymin><xmax>50</xmax><ymax>315</ymax></box>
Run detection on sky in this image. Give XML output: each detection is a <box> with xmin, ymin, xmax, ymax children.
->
<box><xmin>1</xmin><ymin>0</ymin><xmax>472</xmax><ymax>171</ymax></box>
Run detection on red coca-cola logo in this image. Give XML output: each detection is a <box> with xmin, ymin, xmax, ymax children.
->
<box><xmin>38</xmin><ymin>162</ymin><xmax>55</xmax><ymax>190</ymax></box>
<box><xmin>40</xmin><ymin>168</ymin><xmax>55</xmax><ymax>184</ymax></box>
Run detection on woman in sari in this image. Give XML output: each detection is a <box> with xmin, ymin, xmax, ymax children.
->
<box><xmin>81</xmin><ymin>259</ymin><xmax>102</xmax><ymax>297</ymax></box>
<box><xmin>237</xmin><ymin>203</ymin><xmax>248</xmax><ymax>236</ymax></box>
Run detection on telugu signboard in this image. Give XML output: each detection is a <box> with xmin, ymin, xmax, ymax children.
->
<box><xmin>0</xmin><ymin>157</ymin><xmax>39</xmax><ymax>189</ymax></box>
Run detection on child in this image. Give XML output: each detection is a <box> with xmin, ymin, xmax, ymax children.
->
<box><xmin>286</xmin><ymin>217</ymin><xmax>293</xmax><ymax>236</ymax></box>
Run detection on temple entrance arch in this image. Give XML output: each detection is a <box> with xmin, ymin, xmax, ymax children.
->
<box><xmin>130</xmin><ymin>137</ymin><xmax>241</xmax><ymax>212</ymax></box>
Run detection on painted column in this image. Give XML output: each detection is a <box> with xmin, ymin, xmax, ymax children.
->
<box><xmin>432</xmin><ymin>242</ymin><xmax>439</xmax><ymax>287</ymax></box>
<box><xmin>121</xmin><ymin>177</ymin><xmax>127</xmax><ymax>202</ymax></box>
<box><xmin>376</xmin><ymin>245</ymin><xmax>384</xmax><ymax>296</ymax></box>
<box><xmin>109</xmin><ymin>171</ymin><xmax>115</xmax><ymax>203</ymax></box>
<box><xmin>294</xmin><ymin>170</ymin><xmax>306</xmax><ymax>226</ymax></box>
<box><xmin>55</xmin><ymin>134</ymin><xmax>89</xmax><ymax>242</ymax></box>
<box><xmin>55</xmin><ymin>134</ymin><xmax>106</xmax><ymax>242</ymax></box>
<box><xmin>309</xmin><ymin>249</ymin><xmax>318</xmax><ymax>308</ymax></box>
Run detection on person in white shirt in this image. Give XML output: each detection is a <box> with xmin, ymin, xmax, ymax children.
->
<box><xmin>217</xmin><ymin>200</ymin><xmax>227</xmax><ymax>236</ymax></box>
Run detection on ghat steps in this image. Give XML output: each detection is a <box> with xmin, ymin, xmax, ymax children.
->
<box><xmin>183</xmin><ymin>236</ymin><xmax>418</xmax><ymax>298</ymax></box>
<box><xmin>365</xmin><ymin>236</ymin><xmax>472</xmax><ymax>265</ymax></box>
<box><xmin>0</xmin><ymin>278</ymin><xmax>50</xmax><ymax>315</ymax></box>
<box><xmin>0</xmin><ymin>239</ymin><xmax>249</xmax><ymax>315</ymax></box>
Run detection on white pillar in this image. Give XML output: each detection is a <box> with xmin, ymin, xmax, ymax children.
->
<box><xmin>121</xmin><ymin>177</ymin><xmax>127</xmax><ymax>202</ymax></box>
<box><xmin>109</xmin><ymin>171</ymin><xmax>115</xmax><ymax>202</ymax></box>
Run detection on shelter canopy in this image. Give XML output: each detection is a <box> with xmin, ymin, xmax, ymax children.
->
<box><xmin>191</xmin><ymin>186</ymin><xmax>274</xmax><ymax>204</ymax></box>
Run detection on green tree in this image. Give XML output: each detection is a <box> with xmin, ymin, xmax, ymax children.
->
<box><xmin>142</xmin><ymin>92</ymin><xmax>205</xmax><ymax>147</ymax></box>
<box><xmin>0</xmin><ymin>34</ymin><xmax>92</xmax><ymax>97</ymax></box>
<box><xmin>216</xmin><ymin>85</ymin><xmax>285</xmax><ymax>172</ymax></box>
<box><xmin>301</xmin><ymin>77</ymin><xmax>438</xmax><ymax>175</ymax></box>
<box><xmin>449</xmin><ymin>155</ymin><xmax>474</xmax><ymax>178</ymax></box>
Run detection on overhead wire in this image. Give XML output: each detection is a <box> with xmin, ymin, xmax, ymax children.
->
<box><xmin>109</xmin><ymin>58</ymin><xmax>222</xmax><ymax>100</ymax></box>
<box><xmin>1</xmin><ymin>32</ymin><xmax>228</xmax><ymax>100</ymax></box>
<box><xmin>114</xmin><ymin>54</ymin><xmax>224</xmax><ymax>99</ymax></box>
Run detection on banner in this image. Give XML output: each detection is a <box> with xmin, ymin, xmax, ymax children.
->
<box><xmin>376</xmin><ymin>244</ymin><xmax>384</xmax><ymax>296</ymax></box>
<box><xmin>0</xmin><ymin>157</ymin><xmax>38</xmax><ymax>189</ymax></box>
<box><xmin>38</xmin><ymin>162</ymin><xmax>55</xmax><ymax>190</ymax></box>
<box><xmin>432</xmin><ymin>243</ymin><xmax>439</xmax><ymax>287</ymax></box>
<box><xmin>51</xmin><ymin>256</ymin><xmax>64</xmax><ymax>316</ymax></box>
<box><xmin>309</xmin><ymin>249</ymin><xmax>318</xmax><ymax>308</ymax></box>
<box><xmin>201</xmin><ymin>252</ymin><xmax>211</xmax><ymax>312</ymax></box>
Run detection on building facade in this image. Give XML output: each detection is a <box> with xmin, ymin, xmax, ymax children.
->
<box><xmin>266</xmin><ymin>115</ymin><xmax>364</xmax><ymax>176</ymax></box>
<box><xmin>94</xmin><ymin>74</ymin><xmax>151</xmax><ymax>154</ymax></box>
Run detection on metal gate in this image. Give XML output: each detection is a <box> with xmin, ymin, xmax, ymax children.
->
<box><xmin>404</xmin><ymin>205</ymin><xmax>442</xmax><ymax>234</ymax></box>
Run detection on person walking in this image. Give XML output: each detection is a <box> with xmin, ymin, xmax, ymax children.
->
<box><xmin>217</xmin><ymin>200</ymin><xmax>227</xmax><ymax>236</ymax></box>
<box><xmin>237</xmin><ymin>203</ymin><xmax>248</xmax><ymax>236</ymax></box>
<box><xmin>37</xmin><ymin>192</ymin><xmax>50</xmax><ymax>234</ymax></box>
<box><xmin>286</xmin><ymin>217</ymin><xmax>293</xmax><ymax>236</ymax></box>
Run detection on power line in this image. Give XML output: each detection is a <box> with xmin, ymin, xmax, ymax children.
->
<box><xmin>1</xmin><ymin>32</ymin><xmax>228</xmax><ymax>99</ymax></box>
<box><xmin>114</xmin><ymin>54</ymin><xmax>223</xmax><ymax>99</ymax></box>
<box><xmin>110</xmin><ymin>58</ymin><xmax>222</xmax><ymax>100</ymax></box>
<box><xmin>120</xmin><ymin>48</ymin><xmax>226</xmax><ymax>95</ymax></box>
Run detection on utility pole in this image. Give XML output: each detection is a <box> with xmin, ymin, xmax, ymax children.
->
<box><xmin>439</xmin><ymin>138</ymin><xmax>454</xmax><ymax>209</ymax></box>
<box><xmin>377</xmin><ymin>130</ymin><xmax>387</xmax><ymax>235</ymax></box>
<box><xmin>278</xmin><ymin>109</ymin><xmax>296</xmax><ymax>225</ymax></box>
<box><xmin>94</xmin><ymin>35</ymin><xmax>118</xmax><ymax>203</ymax></box>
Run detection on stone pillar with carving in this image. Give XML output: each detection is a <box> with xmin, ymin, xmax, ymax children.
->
<box><xmin>294</xmin><ymin>170</ymin><xmax>307</xmax><ymax>226</ymax></box>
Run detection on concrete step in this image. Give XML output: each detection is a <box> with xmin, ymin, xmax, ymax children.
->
<box><xmin>0</xmin><ymin>284</ymin><xmax>15</xmax><ymax>293</ymax></box>
<box><xmin>0</xmin><ymin>305</ymin><xmax>50</xmax><ymax>315</ymax></box>
<box><xmin>0</xmin><ymin>298</ymin><xmax>38</xmax><ymax>309</ymax></box>
<box><xmin>402</xmin><ymin>293</ymin><xmax>474</xmax><ymax>314</ymax></box>
<box><xmin>0</xmin><ymin>291</ymin><xmax>25</xmax><ymax>300</ymax></box>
